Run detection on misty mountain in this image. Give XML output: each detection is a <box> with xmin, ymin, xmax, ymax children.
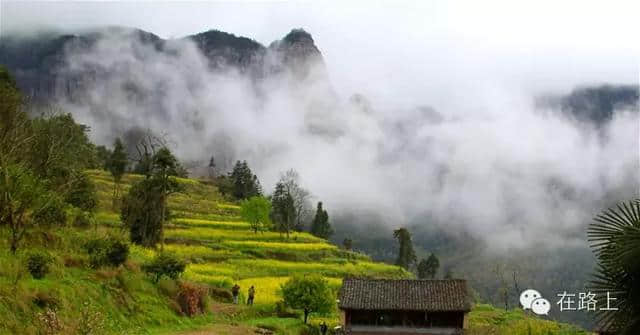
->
<box><xmin>536</xmin><ymin>85</ymin><xmax>639</xmax><ymax>125</ymax></box>
<box><xmin>1</xmin><ymin>25</ymin><xmax>637</xmax><ymax>330</ymax></box>
<box><xmin>0</xmin><ymin>26</ymin><xmax>329</xmax><ymax>104</ymax></box>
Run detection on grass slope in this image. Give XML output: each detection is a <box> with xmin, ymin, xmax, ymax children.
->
<box><xmin>467</xmin><ymin>305</ymin><xmax>587</xmax><ymax>334</ymax></box>
<box><xmin>0</xmin><ymin>170</ymin><xmax>586</xmax><ymax>334</ymax></box>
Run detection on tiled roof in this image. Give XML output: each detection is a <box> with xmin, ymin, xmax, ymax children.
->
<box><xmin>338</xmin><ymin>278</ymin><xmax>471</xmax><ymax>312</ymax></box>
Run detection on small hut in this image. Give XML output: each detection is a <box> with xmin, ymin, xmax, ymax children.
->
<box><xmin>338</xmin><ymin>278</ymin><xmax>471</xmax><ymax>334</ymax></box>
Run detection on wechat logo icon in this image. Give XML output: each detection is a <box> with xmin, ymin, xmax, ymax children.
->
<box><xmin>520</xmin><ymin>289</ymin><xmax>550</xmax><ymax>316</ymax></box>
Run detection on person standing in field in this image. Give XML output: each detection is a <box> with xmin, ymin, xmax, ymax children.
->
<box><xmin>247</xmin><ymin>286</ymin><xmax>255</xmax><ymax>306</ymax></box>
<box><xmin>320</xmin><ymin>321</ymin><xmax>328</xmax><ymax>335</ymax></box>
<box><xmin>232</xmin><ymin>283</ymin><xmax>240</xmax><ymax>304</ymax></box>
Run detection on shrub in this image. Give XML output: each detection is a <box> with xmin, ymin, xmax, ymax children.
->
<box><xmin>142</xmin><ymin>253</ymin><xmax>186</xmax><ymax>283</ymax></box>
<box><xmin>32</xmin><ymin>290</ymin><xmax>60</xmax><ymax>309</ymax></box>
<box><xmin>84</xmin><ymin>237</ymin><xmax>129</xmax><ymax>268</ymax></box>
<box><xmin>65</xmin><ymin>173</ymin><xmax>98</xmax><ymax>212</ymax></box>
<box><xmin>157</xmin><ymin>278</ymin><xmax>179</xmax><ymax>298</ymax></box>
<box><xmin>26</xmin><ymin>252</ymin><xmax>52</xmax><ymax>279</ymax></box>
<box><xmin>33</xmin><ymin>196</ymin><xmax>67</xmax><ymax>226</ymax></box>
<box><xmin>36</xmin><ymin>308</ymin><xmax>62</xmax><ymax>335</ymax></box>
<box><xmin>76</xmin><ymin>301</ymin><xmax>104</xmax><ymax>335</ymax></box>
<box><xmin>208</xmin><ymin>286</ymin><xmax>233</xmax><ymax>303</ymax></box>
<box><xmin>63</xmin><ymin>255</ymin><xmax>85</xmax><ymax>268</ymax></box>
<box><xmin>72</xmin><ymin>210</ymin><xmax>94</xmax><ymax>229</ymax></box>
<box><xmin>176</xmin><ymin>281</ymin><xmax>209</xmax><ymax>316</ymax></box>
<box><xmin>275</xmin><ymin>301</ymin><xmax>301</xmax><ymax>318</ymax></box>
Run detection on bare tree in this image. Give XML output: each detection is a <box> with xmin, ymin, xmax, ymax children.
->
<box><xmin>493</xmin><ymin>263</ymin><xmax>510</xmax><ymax>311</ymax></box>
<box><xmin>132</xmin><ymin>130</ymin><xmax>166</xmax><ymax>177</ymax></box>
<box><xmin>279</xmin><ymin>169</ymin><xmax>312</xmax><ymax>231</ymax></box>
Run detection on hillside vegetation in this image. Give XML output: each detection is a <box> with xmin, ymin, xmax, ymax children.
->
<box><xmin>0</xmin><ymin>170</ymin><xmax>409</xmax><ymax>334</ymax></box>
<box><xmin>0</xmin><ymin>169</ymin><xmax>587</xmax><ymax>334</ymax></box>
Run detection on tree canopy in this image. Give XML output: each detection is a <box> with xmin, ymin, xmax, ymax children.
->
<box><xmin>271</xmin><ymin>181</ymin><xmax>296</xmax><ymax>238</ymax></box>
<box><xmin>0</xmin><ymin>67</ymin><xmax>98</xmax><ymax>253</ymax></box>
<box><xmin>107</xmin><ymin>138</ymin><xmax>128</xmax><ymax>183</ymax></box>
<box><xmin>240</xmin><ymin>196</ymin><xmax>272</xmax><ymax>233</ymax></box>
<box><xmin>229</xmin><ymin>160</ymin><xmax>262</xmax><ymax>200</ymax></box>
<box><xmin>278</xmin><ymin>169</ymin><xmax>311</xmax><ymax>231</ymax></box>
<box><xmin>279</xmin><ymin>275</ymin><xmax>334</xmax><ymax>324</ymax></box>
<box><xmin>310</xmin><ymin>201</ymin><xmax>333</xmax><ymax>239</ymax></box>
<box><xmin>417</xmin><ymin>253</ymin><xmax>440</xmax><ymax>279</ymax></box>
<box><xmin>121</xmin><ymin>147</ymin><xmax>182</xmax><ymax>247</ymax></box>
<box><xmin>393</xmin><ymin>228</ymin><xmax>416</xmax><ymax>270</ymax></box>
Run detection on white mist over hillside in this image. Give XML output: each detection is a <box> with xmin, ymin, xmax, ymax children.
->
<box><xmin>2</xmin><ymin>1</ymin><xmax>638</xmax><ymax>250</ymax></box>
<box><xmin>44</xmin><ymin>28</ymin><xmax>638</xmax><ymax>250</ymax></box>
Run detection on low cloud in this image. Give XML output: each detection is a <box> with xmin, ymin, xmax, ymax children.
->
<box><xmin>41</xmin><ymin>29</ymin><xmax>639</xmax><ymax>249</ymax></box>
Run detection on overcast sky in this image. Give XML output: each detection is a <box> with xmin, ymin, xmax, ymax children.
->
<box><xmin>1</xmin><ymin>0</ymin><xmax>638</xmax><ymax>108</ymax></box>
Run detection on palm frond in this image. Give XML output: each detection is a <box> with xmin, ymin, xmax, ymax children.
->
<box><xmin>587</xmin><ymin>199</ymin><xmax>640</xmax><ymax>334</ymax></box>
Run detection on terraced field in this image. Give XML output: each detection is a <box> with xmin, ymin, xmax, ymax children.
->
<box><xmin>0</xmin><ymin>170</ymin><xmax>588</xmax><ymax>334</ymax></box>
<box><xmin>88</xmin><ymin>170</ymin><xmax>411</xmax><ymax>310</ymax></box>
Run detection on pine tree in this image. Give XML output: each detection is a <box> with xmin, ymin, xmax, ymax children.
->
<box><xmin>271</xmin><ymin>181</ymin><xmax>295</xmax><ymax>238</ymax></box>
<box><xmin>208</xmin><ymin>155</ymin><xmax>216</xmax><ymax>179</ymax></box>
<box><xmin>230</xmin><ymin>160</ymin><xmax>262</xmax><ymax>200</ymax></box>
<box><xmin>310</xmin><ymin>202</ymin><xmax>333</xmax><ymax>239</ymax></box>
<box><xmin>393</xmin><ymin>228</ymin><xmax>417</xmax><ymax>270</ymax></box>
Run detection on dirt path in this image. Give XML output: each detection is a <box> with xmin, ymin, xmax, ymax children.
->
<box><xmin>174</xmin><ymin>324</ymin><xmax>257</xmax><ymax>335</ymax></box>
<box><xmin>172</xmin><ymin>302</ymin><xmax>260</xmax><ymax>335</ymax></box>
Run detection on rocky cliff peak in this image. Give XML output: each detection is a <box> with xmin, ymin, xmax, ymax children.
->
<box><xmin>268</xmin><ymin>28</ymin><xmax>325</xmax><ymax>82</ymax></box>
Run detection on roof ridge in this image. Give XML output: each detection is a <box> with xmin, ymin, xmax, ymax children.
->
<box><xmin>344</xmin><ymin>278</ymin><xmax>467</xmax><ymax>282</ymax></box>
<box><xmin>339</xmin><ymin>278</ymin><xmax>471</xmax><ymax>312</ymax></box>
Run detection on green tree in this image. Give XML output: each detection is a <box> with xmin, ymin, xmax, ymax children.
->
<box><xmin>121</xmin><ymin>147</ymin><xmax>182</xmax><ymax>248</ymax></box>
<box><xmin>29</xmin><ymin>113</ymin><xmax>97</xmax><ymax>193</ymax></box>
<box><xmin>240</xmin><ymin>196</ymin><xmax>272</xmax><ymax>233</ymax></box>
<box><xmin>133</xmin><ymin>151</ymin><xmax>153</xmax><ymax>176</ymax></box>
<box><xmin>121</xmin><ymin>177</ymin><xmax>165</xmax><ymax>247</ymax></box>
<box><xmin>0</xmin><ymin>67</ymin><xmax>51</xmax><ymax>253</ymax></box>
<box><xmin>588</xmin><ymin>199</ymin><xmax>640</xmax><ymax>333</ymax></box>
<box><xmin>33</xmin><ymin>194</ymin><xmax>67</xmax><ymax>226</ymax></box>
<box><xmin>417</xmin><ymin>253</ymin><xmax>440</xmax><ymax>279</ymax></box>
<box><xmin>1</xmin><ymin>165</ymin><xmax>49</xmax><ymax>253</ymax></box>
<box><xmin>107</xmin><ymin>138</ymin><xmax>128</xmax><ymax>209</ymax></box>
<box><xmin>64</xmin><ymin>173</ymin><xmax>97</xmax><ymax>213</ymax></box>
<box><xmin>152</xmin><ymin>147</ymin><xmax>183</xmax><ymax>250</ymax></box>
<box><xmin>279</xmin><ymin>275</ymin><xmax>334</xmax><ymax>324</ymax></box>
<box><xmin>310</xmin><ymin>201</ymin><xmax>333</xmax><ymax>239</ymax></box>
<box><xmin>214</xmin><ymin>175</ymin><xmax>234</xmax><ymax>198</ymax></box>
<box><xmin>94</xmin><ymin>145</ymin><xmax>112</xmax><ymax>170</ymax></box>
<box><xmin>271</xmin><ymin>181</ymin><xmax>296</xmax><ymax>238</ymax></box>
<box><xmin>229</xmin><ymin>160</ymin><xmax>262</xmax><ymax>200</ymax></box>
<box><xmin>393</xmin><ymin>228</ymin><xmax>416</xmax><ymax>270</ymax></box>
